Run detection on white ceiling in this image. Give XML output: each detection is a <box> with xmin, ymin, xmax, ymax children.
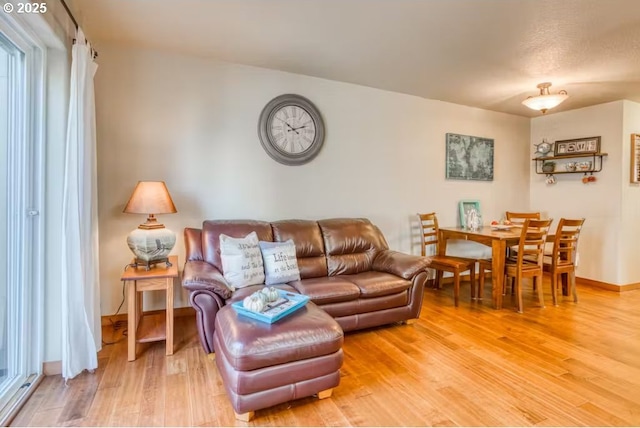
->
<box><xmin>74</xmin><ymin>0</ymin><xmax>640</xmax><ymax>117</ymax></box>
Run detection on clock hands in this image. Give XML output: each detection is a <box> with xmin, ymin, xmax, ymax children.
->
<box><xmin>276</xmin><ymin>117</ymin><xmax>300</xmax><ymax>135</ymax></box>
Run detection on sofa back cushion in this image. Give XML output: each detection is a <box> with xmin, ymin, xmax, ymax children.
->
<box><xmin>318</xmin><ymin>218</ymin><xmax>389</xmax><ymax>276</ymax></box>
<box><xmin>271</xmin><ymin>220</ymin><xmax>328</xmax><ymax>279</ymax></box>
<box><xmin>202</xmin><ymin>220</ymin><xmax>273</xmax><ymax>271</ymax></box>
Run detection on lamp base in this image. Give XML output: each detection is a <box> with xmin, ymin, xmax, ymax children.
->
<box><xmin>131</xmin><ymin>257</ymin><xmax>173</xmax><ymax>271</ymax></box>
<box><xmin>126</xmin><ymin>226</ymin><xmax>176</xmax><ymax>271</ymax></box>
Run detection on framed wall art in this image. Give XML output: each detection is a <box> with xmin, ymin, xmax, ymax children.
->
<box><xmin>631</xmin><ymin>134</ymin><xmax>640</xmax><ymax>184</ymax></box>
<box><xmin>554</xmin><ymin>136</ymin><xmax>601</xmax><ymax>156</ymax></box>
<box><xmin>445</xmin><ymin>133</ymin><xmax>494</xmax><ymax>181</ymax></box>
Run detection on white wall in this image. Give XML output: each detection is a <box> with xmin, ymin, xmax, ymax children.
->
<box><xmin>530</xmin><ymin>101</ymin><xmax>624</xmax><ymax>284</ymax></box>
<box><xmin>620</xmin><ymin>101</ymin><xmax>640</xmax><ymax>284</ymax></box>
<box><xmin>94</xmin><ymin>44</ymin><xmax>530</xmax><ymax>314</ymax></box>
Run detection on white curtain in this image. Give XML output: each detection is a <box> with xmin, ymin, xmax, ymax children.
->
<box><xmin>61</xmin><ymin>28</ymin><xmax>100</xmax><ymax>380</ymax></box>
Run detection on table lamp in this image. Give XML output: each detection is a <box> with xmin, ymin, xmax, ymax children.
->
<box><xmin>123</xmin><ymin>181</ymin><xmax>177</xmax><ymax>270</ymax></box>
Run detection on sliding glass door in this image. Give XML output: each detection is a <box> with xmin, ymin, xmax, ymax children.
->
<box><xmin>0</xmin><ymin>15</ymin><xmax>44</xmax><ymax>420</ymax></box>
<box><xmin>0</xmin><ymin>39</ymin><xmax>8</xmax><ymax>397</ymax></box>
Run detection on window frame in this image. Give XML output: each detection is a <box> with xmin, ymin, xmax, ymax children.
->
<box><xmin>0</xmin><ymin>9</ymin><xmax>46</xmax><ymax>421</ymax></box>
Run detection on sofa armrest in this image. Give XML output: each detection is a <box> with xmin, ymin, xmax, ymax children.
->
<box><xmin>182</xmin><ymin>260</ymin><xmax>234</xmax><ymax>300</ymax></box>
<box><xmin>372</xmin><ymin>250</ymin><xmax>431</xmax><ymax>280</ymax></box>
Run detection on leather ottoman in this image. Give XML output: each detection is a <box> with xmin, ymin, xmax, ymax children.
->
<box><xmin>213</xmin><ymin>301</ymin><xmax>344</xmax><ymax>421</ymax></box>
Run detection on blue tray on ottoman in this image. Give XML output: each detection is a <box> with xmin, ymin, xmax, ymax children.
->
<box><xmin>231</xmin><ymin>290</ymin><xmax>310</xmax><ymax>324</ymax></box>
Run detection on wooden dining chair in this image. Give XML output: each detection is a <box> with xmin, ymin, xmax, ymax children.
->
<box><xmin>418</xmin><ymin>213</ymin><xmax>476</xmax><ymax>307</ymax></box>
<box><xmin>505</xmin><ymin>218</ymin><xmax>553</xmax><ymax>313</ymax></box>
<box><xmin>543</xmin><ymin>218</ymin><xmax>585</xmax><ymax>306</ymax></box>
<box><xmin>477</xmin><ymin>212</ymin><xmax>542</xmax><ymax>299</ymax></box>
<box><xmin>505</xmin><ymin>211</ymin><xmax>541</xmax><ymax>225</ymax></box>
<box><xmin>505</xmin><ymin>211</ymin><xmax>542</xmax><ymax>259</ymax></box>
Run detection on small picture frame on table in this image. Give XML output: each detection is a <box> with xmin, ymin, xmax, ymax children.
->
<box><xmin>458</xmin><ymin>200</ymin><xmax>481</xmax><ymax>228</ymax></box>
<box><xmin>554</xmin><ymin>136</ymin><xmax>601</xmax><ymax>156</ymax></box>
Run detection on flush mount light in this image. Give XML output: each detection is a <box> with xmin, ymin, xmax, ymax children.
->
<box><xmin>522</xmin><ymin>82</ymin><xmax>568</xmax><ymax>114</ymax></box>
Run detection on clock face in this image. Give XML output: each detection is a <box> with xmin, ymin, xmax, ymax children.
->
<box><xmin>258</xmin><ymin>94</ymin><xmax>325</xmax><ymax>165</ymax></box>
<box><xmin>268</xmin><ymin>105</ymin><xmax>317</xmax><ymax>155</ymax></box>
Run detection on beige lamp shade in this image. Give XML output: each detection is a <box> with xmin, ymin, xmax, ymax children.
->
<box><xmin>123</xmin><ymin>181</ymin><xmax>177</xmax><ymax>270</ymax></box>
<box><xmin>124</xmin><ymin>181</ymin><xmax>177</xmax><ymax>216</ymax></box>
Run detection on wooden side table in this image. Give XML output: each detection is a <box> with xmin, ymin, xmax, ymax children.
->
<box><xmin>121</xmin><ymin>255</ymin><xmax>179</xmax><ymax>361</ymax></box>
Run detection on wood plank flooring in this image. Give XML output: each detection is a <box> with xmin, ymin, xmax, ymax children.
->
<box><xmin>10</xmin><ymin>279</ymin><xmax>640</xmax><ymax>426</ymax></box>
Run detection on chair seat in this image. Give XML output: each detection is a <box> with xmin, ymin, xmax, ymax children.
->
<box><xmin>429</xmin><ymin>255</ymin><xmax>475</xmax><ymax>270</ymax></box>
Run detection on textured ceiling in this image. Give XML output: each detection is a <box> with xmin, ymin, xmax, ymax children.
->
<box><xmin>74</xmin><ymin>0</ymin><xmax>640</xmax><ymax>117</ymax></box>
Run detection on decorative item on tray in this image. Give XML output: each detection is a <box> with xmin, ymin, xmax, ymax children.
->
<box><xmin>233</xmin><ymin>289</ymin><xmax>310</xmax><ymax>323</ymax></box>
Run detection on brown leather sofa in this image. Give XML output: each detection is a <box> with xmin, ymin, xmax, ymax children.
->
<box><xmin>183</xmin><ymin>218</ymin><xmax>431</xmax><ymax>353</ymax></box>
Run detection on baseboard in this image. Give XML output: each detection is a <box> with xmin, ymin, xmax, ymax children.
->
<box><xmin>576</xmin><ymin>277</ymin><xmax>640</xmax><ymax>292</ymax></box>
<box><xmin>43</xmin><ymin>360</ymin><xmax>61</xmax><ymax>376</ymax></box>
<box><xmin>101</xmin><ymin>306</ymin><xmax>195</xmax><ymax>326</ymax></box>
<box><xmin>427</xmin><ymin>274</ymin><xmax>639</xmax><ymax>293</ymax></box>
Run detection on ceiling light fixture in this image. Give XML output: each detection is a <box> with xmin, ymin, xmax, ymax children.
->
<box><xmin>522</xmin><ymin>82</ymin><xmax>568</xmax><ymax>114</ymax></box>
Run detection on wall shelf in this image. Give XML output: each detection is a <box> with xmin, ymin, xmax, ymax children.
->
<box><xmin>532</xmin><ymin>152</ymin><xmax>608</xmax><ymax>175</ymax></box>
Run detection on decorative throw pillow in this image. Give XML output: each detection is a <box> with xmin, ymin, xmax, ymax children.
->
<box><xmin>259</xmin><ymin>239</ymin><xmax>301</xmax><ymax>285</ymax></box>
<box><xmin>219</xmin><ymin>231</ymin><xmax>265</xmax><ymax>288</ymax></box>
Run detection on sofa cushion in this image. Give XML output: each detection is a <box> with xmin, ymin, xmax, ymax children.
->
<box><xmin>271</xmin><ymin>220</ymin><xmax>327</xmax><ymax>279</ymax></box>
<box><xmin>318</xmin><ymin>218</ymin><xmax>388</xmax><ymax>276</ymax></box>
<box><xmin>219</xmin><ymin>232</ymin><xmax>265</xmax><ymax>288</ymax></box>
<box><xmin>319</xmin><ymin>291</ymin><xmax>409</xmax><ymax>318</ymax></box>
<box><xmin>339</xmin><ymin>271</ymin><xmax>411</xmax><ymax>298</ymax></box>
<box><xmin>259</xmin><ymin>240</ymin><xmax>301</xmax><ymax>285</ymax></box>
<box><xmin>202</xmin><ymin>220</ymin><xmax>273</xmax><ymax>271</ymax></box>
<box><xmin>288</xmin><ymin>277</ymin><xmax>360</xmax><ymax>305</ymax></box>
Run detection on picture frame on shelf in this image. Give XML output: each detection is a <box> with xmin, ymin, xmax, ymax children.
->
<box><xmin>458</xmin><ymin>200</ymin><xmax>481</xmax><ymax>228</ymax></box>
<box><xmin>554</xmin><ymin>136</ymin><xmax>601</xmax><ymax>156</ymax></box>
<box><xmin>631</xmin><ymin>134</ymin><xmax>640</xmax><ymax>184</ymax></box>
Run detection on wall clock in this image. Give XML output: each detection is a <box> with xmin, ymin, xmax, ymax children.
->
<box><xmin>257</xmin><ymin>94</ymin><xmax>325</xmax><ymax>165</ymax></box>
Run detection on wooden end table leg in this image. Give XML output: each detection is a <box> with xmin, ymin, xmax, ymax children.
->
<box><xmin>166</xmin><ymin>277</ymin><xmax>174</xmax><ymax>356</ymax></box>
<box><xmin>127</xmin><ymin>280</ymin><xmax>136</xmax><ymax>361</ymax></box>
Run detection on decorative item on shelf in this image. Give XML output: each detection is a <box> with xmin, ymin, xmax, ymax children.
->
<box><xmin>123</xmin><ymin>181</ymin><xmax>177</xmax><ymax>270</ymax></box>
<box><xmin>522</xmin><ymin>82</ymin><xmax>569</xmax><ymax>114</ymax></box>
<box><xmin>542</xmin><ymin>161</ymin><xmax>555</xmax><ymax>173</ymax></box>
<box><xmin>582</xmin><ymin>174</ymin><xmax>597</xmax><ymax>184</ymax></box>
<box><xmin>545</xmin><ymin>174</ymin><xmax>556</xmax><ymax>185</ymax></box>
<box><xmin>577</xmin><ymin>161</ymin><xmax>592</xmax><ymax>171</ymax></box>
<box><xmin>565</xmin><ymin>162</ymin><xmax>577</xmax><ymax>172</ymax></box>
<box><xmin>554</xmin><ymin>136</ymin><xmax>601</xmax><ymax>155</ymax></box>
<box><xmin>534</xmin><ymin>139</ymin><xmax>553</xmax><ymax>158</ymax></box>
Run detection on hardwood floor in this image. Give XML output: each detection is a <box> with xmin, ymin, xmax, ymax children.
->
<box><xmin>10</xmin><ymin>279</ymin><xmax>640</xmax><ymax>426</ymax></box>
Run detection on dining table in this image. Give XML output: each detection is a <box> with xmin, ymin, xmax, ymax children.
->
<box><xmin>438</xmin><ymin>225</ymin><xmax>521</xmax><ymax>309</ymax></box>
